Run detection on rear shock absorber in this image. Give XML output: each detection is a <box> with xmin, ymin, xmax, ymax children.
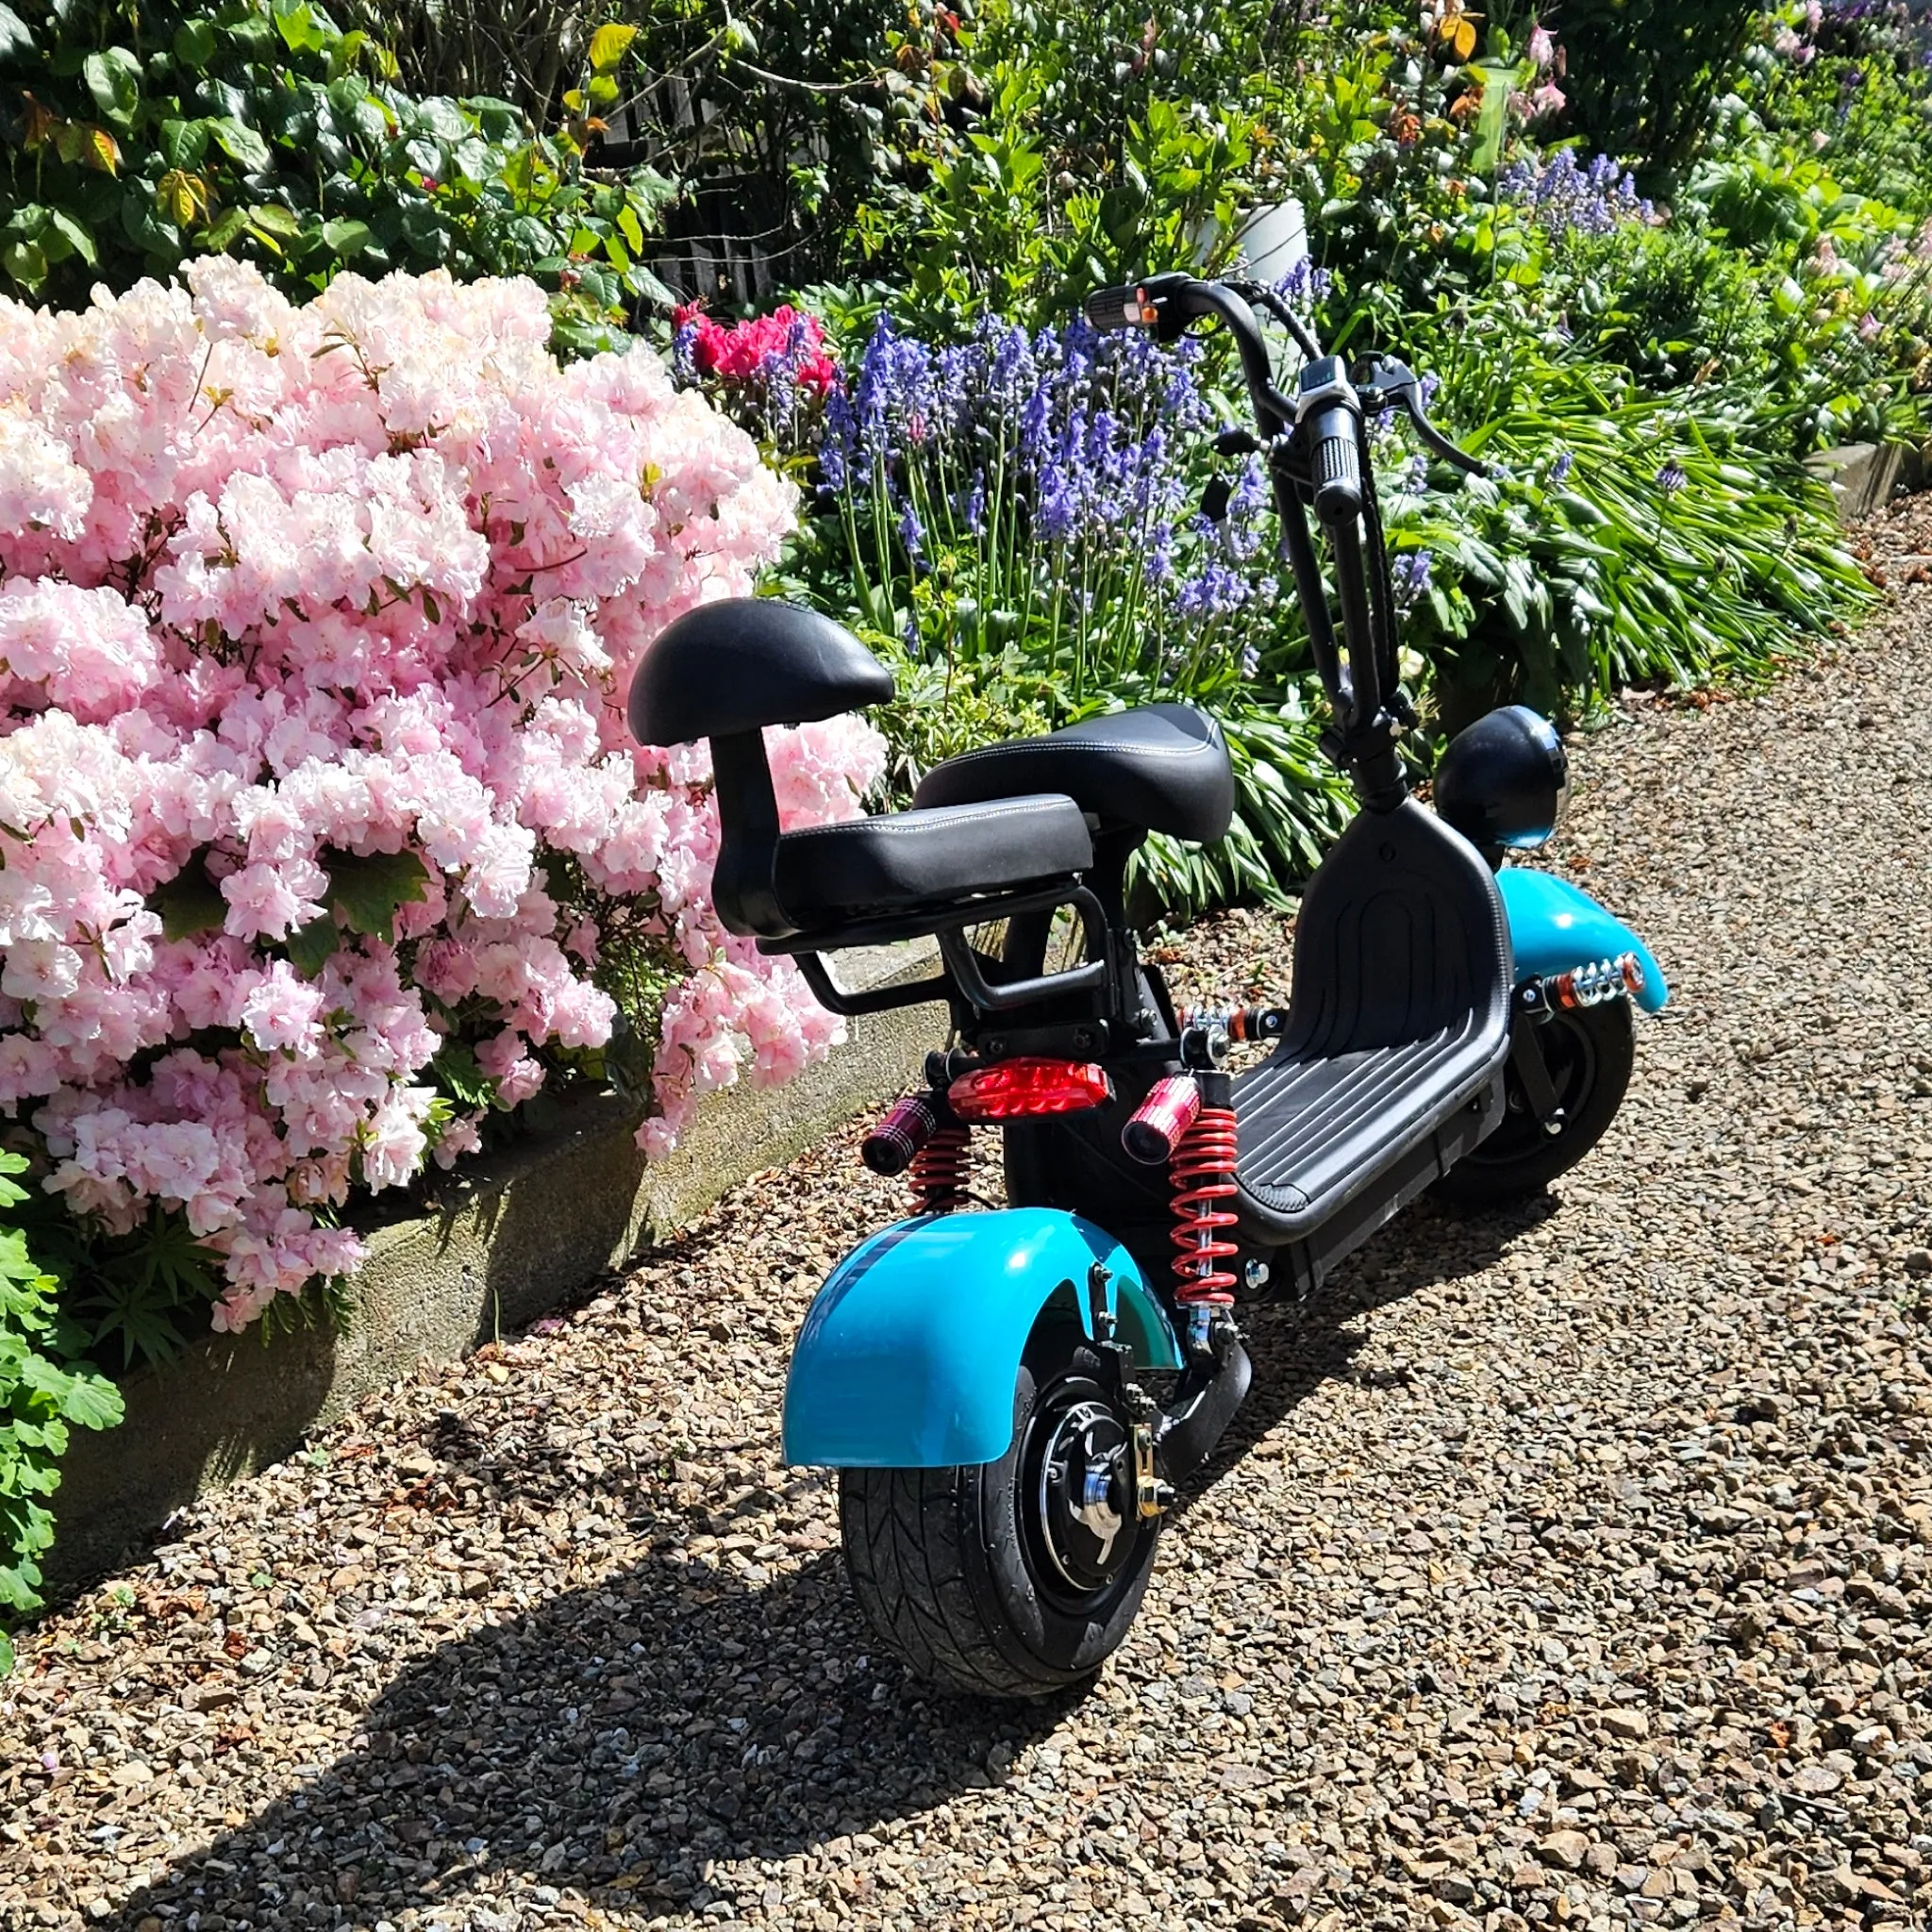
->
<box><xmin>911</xmin><ymin>1121</ymin><xmax>971</xmax><ymax>1214</ymax></box>
<box><xmin>861</xmin><ymin>1090</ymin><xmax>971</xmax><ymax>1214</ymax></box>
<box><xmin>1169</xmin><ymin>1069</ymin><xmax>1239</xmax><ymax>1318</ymax></box>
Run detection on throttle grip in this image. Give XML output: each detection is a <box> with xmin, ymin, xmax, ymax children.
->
<box><xmin>1085</xmin><ymin>284</ymin><xmax>1152</xmax><ymax>332</ymax></box>
<box><xmin>1307</xmin><ymin>403</ymin><xmax>1364</xmax><ymax>526</ymax></box>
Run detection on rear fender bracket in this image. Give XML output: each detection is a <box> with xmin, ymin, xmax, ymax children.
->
<box><xmin>782</xmin><ymin>1208</ymin><xmax>1183</xmax><ymax>1469</ymax></box>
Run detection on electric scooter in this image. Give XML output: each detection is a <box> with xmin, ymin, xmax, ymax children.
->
<box><xmin>628</xmin><ymin>272</ymin><xmax>1668</xmax><ymax>1699</ymax></box>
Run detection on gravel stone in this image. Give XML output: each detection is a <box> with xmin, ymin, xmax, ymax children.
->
<box><xmin>5</xmin><ymin>494</ymin><xmax>1932</xmax><ymax>1929</ymax></box>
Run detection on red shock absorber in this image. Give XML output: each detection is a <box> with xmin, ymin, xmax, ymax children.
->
<box><xmin>1169</xmin><ymin>1071</ymin><xmax>1239</xmax><ymax>1307</ymax></box>
<box><xmin>861</xmin><ymin>1089</ymin><xmax>971</xmax><ymax>1214</ymax></box>
<box><xmin>910</xmin><ymin>1122</ymin><xmax>972</xmax><ymax>1214</ymax></box>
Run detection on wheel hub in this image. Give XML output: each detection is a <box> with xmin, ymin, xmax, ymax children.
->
<box><xmin>1035</xmin><ymin>1397</ymin><xmax>1131</xmax><ymax>1591</ymax></box>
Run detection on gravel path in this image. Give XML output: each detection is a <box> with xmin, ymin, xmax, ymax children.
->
<box><xmin>5</xmin><ymin>498</ymin><xmax>1931</xmax><ymax>1932</ymax></box>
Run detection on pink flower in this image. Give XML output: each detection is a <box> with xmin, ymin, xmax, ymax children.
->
<box><xmin>0</xmin><ymin>265</ymin><xmax>841</xmax><ymax>1329</ymax></box>
<box><xmin>241</xmin><ymin>960</ymin><xmax>325</xmax><ymax>1058</ymax></box>
<box><xmin>1526</xmin><ymin>24</ymin><xmax>1554</xmax><ymax>69</ymax></box>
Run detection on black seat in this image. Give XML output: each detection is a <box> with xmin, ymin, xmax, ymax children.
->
<box><xmin>772</xmin><ymin>794</ymin><xmax>1093</xmax><ymax>932</ymax></box>
<box><xmin>627</xmin><ymin>600</ymin><xmax>893</xmax><ymax>747</ymax></box>
<box><xmin>912</xmin><ymin>704</ymin><xmax>1236</xmax><ymax>843</ymax></box>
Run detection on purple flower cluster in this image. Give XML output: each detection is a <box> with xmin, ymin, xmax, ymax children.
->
<box><xmin>1391</xmin><ymin>550</ymin><xmax>1434</xmax><ymax>617</ymax></box>
<box><xmin>1498</xmin><ymin>150</ymin><xmax>1655</xmax><ymax>238</ymax></box>
<box><xmin>816</xmin><ymin>309</ymin><xmax>1275</xmax><ymax>623</ymax></box>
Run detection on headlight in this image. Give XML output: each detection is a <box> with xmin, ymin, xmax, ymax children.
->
<box><xmin>1433</xmin><ymin>705</ymin><xmax>1568</xmax><ymax>854</ymax></box>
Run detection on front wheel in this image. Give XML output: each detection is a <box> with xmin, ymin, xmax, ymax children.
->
<box><xmin>1433</xmin><ymin>999</ymin><xmax>1637</xmax><ymax>1207</ymax></box>
<box><xmin>839</xmin><ymin>1319</ymin><xmax>1161</xmax><ymax>1699</ymax></box>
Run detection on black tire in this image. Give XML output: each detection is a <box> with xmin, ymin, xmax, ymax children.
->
<box><xmin>1434</xmin><ymin>999</ymin><xmax>1637</xmax><ymax>1208</ymax></box>
<box><xmin>839</xmin><ymin>1318</ymin><xmax>1161</xmax><ymax>1699</ymax></box>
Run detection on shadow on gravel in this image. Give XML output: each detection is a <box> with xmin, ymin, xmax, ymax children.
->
<box><xmin>1181</xmin><ymin>1191</ymin><xmax>1550</xmax><ymax>1494</ymax></box>
<box><xmin>109</xmin><ymin>1194</ymin><xmax>1549</xmax><ymax>1928</ymax></box>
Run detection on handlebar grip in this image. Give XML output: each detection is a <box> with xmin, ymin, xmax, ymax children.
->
<box><xmin>1085</xmin><ymin>285</ymin><xmax>1149</xmax><ymax>332</ymax></box>
<box><xmin>1307</xmin><ymin>403</ymin><xmax>1364</xmax><ymax>525</ymax></box>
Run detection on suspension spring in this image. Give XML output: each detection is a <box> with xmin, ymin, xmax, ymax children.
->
<box><xmin>1547</xmin><ymin>952</ymin><xmax>1644</xmax><ymax>1010</ymax></box>
<box><xmin>910</xmin><ymin>1124</ymin><xmax>972</xmax><ymax>1214</ymax></box>
<box><xmin>1169</xmin><ymin>1104</ymin><xmax>1239</xmax><ymax>1307</ymax></box>
<box><xmin>1176</xmin><ymin>1004</ymin><xmax>1289</xmax><ymax>1044</ymax></box>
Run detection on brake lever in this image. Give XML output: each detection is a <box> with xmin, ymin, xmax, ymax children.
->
<box><xmin>1357</xmin><ymin>356</ymin><xmax>1488</xmax><ymax>478</ymax></box>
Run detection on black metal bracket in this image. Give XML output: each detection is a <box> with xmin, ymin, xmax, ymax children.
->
<box><xmin>1507</xmin><ymin>984</ymin><xmax>1566</xmax><ymax>1130</ymax></box>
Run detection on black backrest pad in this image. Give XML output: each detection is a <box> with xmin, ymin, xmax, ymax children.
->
<box><xmin>1283</xmin><ymin>798</ymin><xmax>1512</xmax><ymax>1057</ymax></box>
<box><xmin>627</xmin><ymin>599</ymin><xmax>895</xmax><ymax>747</ymax></box>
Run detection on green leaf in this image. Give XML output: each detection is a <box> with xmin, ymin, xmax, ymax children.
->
<box><xmin>274</xmin><ymin>2</ymin><xmax>325</xmax><ymax>53</ymax></box>
<box><xmin>158</xmin><ymin>118</ymin><xmax>209</xmax><ymax>171</ymax></box>
<box><xmin>320</xmin><ymin>217</ymin><xmax>372</xmax><ymax>258</ymax></box>
<box><xmin>285</xmin><ymin>913</ymin><xmax>338</xmax><ymax>976</ymax></box>
<box><xmin>0</xmin><ymin>239</ymin><xmax>46</xmax><ymax>291</ymax></box>
<box><xmin>429</xmin><ymin>1042</ymin><xmax>495</xmax><ymax>1111</ymax></box>
<box><xmin>321</xmin><ymin>847</ymin><xmax>427</xmax><ymax>944</ymax></box>
<box><xmin>199</xmin><ymin>207</ymin><xmax>249</xmax><ymax>252</ymax></box>
<box><xmin>208</xmin><ymin>118</ymin><xmax>272</xmax><ymax>174</ymax></box>
<box><xmin>20</xmin><ymin>1356</ymin><xmax>123</xmax><ymax>1431</ymax></box>
<box><xmin>46</xmin><ymin>210</ymin><xmax>95</xmax><ymax>268</ymax></box>
<box><xmin>1470</xmin><ymin>63</ymin><xmax>1510</xmax><ymax>176</ymax></box>
<box><xmin>0</xmin><ymin>4</ymin><xmax>33</xmax><ymax>60</ymax></box>
<box><xmin>249</xmin><ymin>203</ymin><xmax>302</xmax><ymax>239</ymax></box>
<box><xmin>0</xmin><ymin>1629</ymin><xmax>14</xmax><ymax>1678</ymax></box>
<box><xmin>174</xmin><ymin>18</ymin><xmax>217</xmax><ymax>68</ymax></box>
<box><xmin>588</xmin><ymin>22</ymin><xmax>638</xmax><ymax>73</ymax></box>
<box><xmin>148</xmin><ymin>848</ymin><xmax>227</xmax><ymax>942</ymax></box>
<box><xmin>83</xmin><ymin>47</ymin><xmax>142</xmax><ymax>127</ymax></box>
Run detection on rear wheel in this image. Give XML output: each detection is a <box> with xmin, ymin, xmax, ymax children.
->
<box><xmin>1434</xmin><ymin>999</ymin><xmax>1636</xmax><ymax>1207</ymax></box>
<box><xmin>839</xmin><ymin>1317</ymin><xmax>1160</xmax><ymax>1699</ymax></box>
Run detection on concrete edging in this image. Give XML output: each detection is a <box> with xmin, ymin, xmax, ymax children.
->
<box><xmin>45</xmin><ymin>942</ymin><xmax>940</xmax><ymax>1596</ymax></box>
<box><xmin>1805</xmin><ymin>440</ymin><xmax>1928</xmax><ymax>525</ymax></box>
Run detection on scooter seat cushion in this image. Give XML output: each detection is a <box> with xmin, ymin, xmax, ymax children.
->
<box><xmin>911</xmin><ymin>704</ymin><xmax>1236</xmax><ymax>843</ymax></box>
<box><xmin>772</xmin><ymin>793</ymin><xmax>1093</xmax><ymax>931</ymax></box>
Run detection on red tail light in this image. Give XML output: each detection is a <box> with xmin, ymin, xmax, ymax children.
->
<box><xmin>947</xmin><ymin>1058</ymin><xmax>1113</xmax><ymax>1121</ymax></box>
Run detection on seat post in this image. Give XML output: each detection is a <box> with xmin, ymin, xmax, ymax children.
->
<box><xmin>708</xmin><ymin>730</ymin><xmax>791</xmax><ymax>939</ymax></box>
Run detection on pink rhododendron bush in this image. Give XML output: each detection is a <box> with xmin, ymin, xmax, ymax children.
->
<box><xmin>0</xmin><ymin>261</ymin><xmax>884</xmax><ymax>1334</ymax></box>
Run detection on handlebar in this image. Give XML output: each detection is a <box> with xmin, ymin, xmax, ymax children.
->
<box><xmin>1091</xmin><ymin>271</ymin><xmax>1486</xmax><ymax>808</ymax></box>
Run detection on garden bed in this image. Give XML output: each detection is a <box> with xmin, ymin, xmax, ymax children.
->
<box><xmin>42</xmin><ymin>941</ymin><xmax>938</xmax><ymax>1598</ymax></box>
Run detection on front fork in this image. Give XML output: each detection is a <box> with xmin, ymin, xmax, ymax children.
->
<box><xmin>1508</xmin><ymin>950</ymin><xmax>1647</xmax><ymax>1130</ymax></box>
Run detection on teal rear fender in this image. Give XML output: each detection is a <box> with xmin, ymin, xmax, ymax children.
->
<box><xmin>782</xmin><ymin>1208</ymin><xmax>1183</xmax><ymax>1470</ymax></box>
<box><xmin>1497</xmin><ymin>868</ymin><xmax>1669</xmax><ymax>1013</ymax></box>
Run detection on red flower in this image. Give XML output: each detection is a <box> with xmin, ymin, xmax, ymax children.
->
<box><xmin>682</xmin><ymin>305</ymin><xmax>840</xmax><ymax>394</ymax></box>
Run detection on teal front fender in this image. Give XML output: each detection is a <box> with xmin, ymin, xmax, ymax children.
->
<box><xmin>782</xmin><ymin>1208</ymin><xmax>1183</xmax><ymax>1470</ymax></box>
<box><xmin>1497</xmin><ymin>868</ymin><xmax>1669</xmax><ymax>1013</ymax></box>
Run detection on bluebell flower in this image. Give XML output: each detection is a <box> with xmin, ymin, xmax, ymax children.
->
<box><xmin>1176</xmin><ymin>563</ymin><xmax>1247</xmax><ymax>622</ymax></box>
<box><xmin>1144</xmin><ymin>522</ymin><xmax>1177</xmax><ymax>588</ymax></box>
<box><xmin>963</xmin><ymin>470</ymin><xmax>987</xmax><ymax>538</ymax></box>
<box><xmin>673</xmin><ymin>321</ymin><xmax>701</xmax><ymax>384</ymax></box>
<box><xmin>1391</xmin><ymin>550</ymin><xmax>1433</xmax><ymax>616</ymax></box>
<box><xmin>1656</xmin><ymin>461</ymin><xmax>1688</xmax><ymax>494</ymax></box>
<box><xmin>1038</xmin><ymin>464</ymin><xmax>1081</xmax><ymax>543</ymax></box>
<box><xmin>898</xmin><ymin>500</ymin><xmax>926</xmax><ymax>560</ymax></box>
<box><xmin>1549</xmin><ymin>448</ymin><xmax>1574</xmax><ymax>485</ymax></box>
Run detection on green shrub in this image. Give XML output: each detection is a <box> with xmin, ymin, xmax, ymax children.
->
<box><xmin>0</xmin><ymin>0</ymin><xmax>675</xmax><ymax>348</ymax></box>
<box><xmin>1546</xmin><ymin>0</ymin><xmax>1765</xmax><ymax>173</ymax></box>
<box><xmin>1</xmin><ymin>1149</ymin><xmax>125</xmax><ymax>1675</ymax></box>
